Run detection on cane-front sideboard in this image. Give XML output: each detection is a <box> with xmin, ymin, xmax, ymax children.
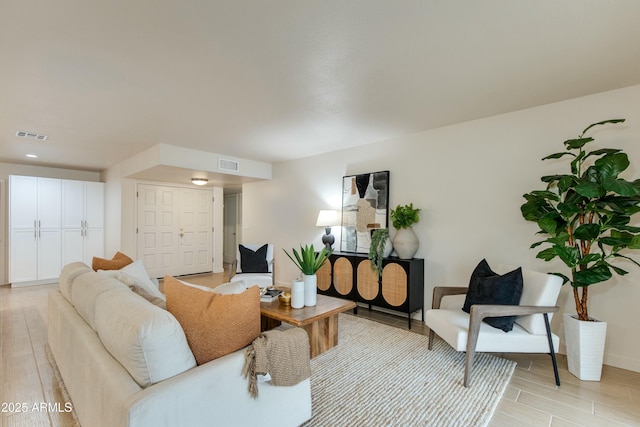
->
<box><xmin>317</xmin><ymin>252</ymin><xmax>424</xmax><ymax>328</ymax></box>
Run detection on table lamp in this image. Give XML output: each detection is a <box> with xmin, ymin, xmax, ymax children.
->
<box><xmin>316</xmin><ymin>210</ymin><xmax>339</xmax><ymax>251</ymax></box>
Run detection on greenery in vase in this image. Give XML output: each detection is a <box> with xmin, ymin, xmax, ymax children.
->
<box><xmin>390</xmin><ymin>203</ymin><xmax>421</xmax><ymax>229</ymax></box>
<box><xmin>521</xmin><ymin>119</ymin><xmax>640</xmax><ymax>321</ymax></box>
<box><xmin>283</xmin><ymin>244</ymin><xmax>332</xmax><ymax>275</ymax></box>
<box><xmin>368</xmin><ymin>228</ymin><xmax>390</xmax><ymax>277</ymax></box>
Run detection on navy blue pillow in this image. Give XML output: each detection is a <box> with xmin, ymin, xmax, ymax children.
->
<box><xmin>462</xmin><ymin>259</ymin><xmax>523</xmax><ymax>332</ymax></box>
<box><xmin>239</xmin><ymin>244</ymin><xmax>269</xmax><ymax>273</ymax></box>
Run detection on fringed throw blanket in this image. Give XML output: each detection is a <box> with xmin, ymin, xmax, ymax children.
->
<box><xmin>243</xmin><ymin>328</ymin><xmax>311</xmax><ymax>398</ymax></box>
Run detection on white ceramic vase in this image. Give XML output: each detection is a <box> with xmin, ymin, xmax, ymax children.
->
<box><xmin>383</xmin><ymin>236</ymin><xmax>393</xmax><ymax>257</ymax></box>
<box><xmin>291</xmin><ymin>280</ymin><xmax>305</xmax><ymax>309</ymax></box>
<box><xmin>563</xmin><ymin>313</ymin><xmax>607</xmax><ymax>381</ymax></box>
<box><xmin>393</xmin><ymin>227</ymin><xmax>419</xmax><ymax>259</ymax></box>
<box><xmin>303</xmin><ymin>274</ymin><xmax>317</xmax><ymax>306</ymax></box>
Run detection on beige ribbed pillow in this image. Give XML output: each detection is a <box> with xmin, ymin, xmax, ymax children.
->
<box><xmin>91</xmin><ymin>251</ymin><xmax>133</xmax><ymax>271</ymax></box>
<box><xmin>164</xmin><ymin>276</ymin><xmax>261</xmax><ymax>365</ymax></box>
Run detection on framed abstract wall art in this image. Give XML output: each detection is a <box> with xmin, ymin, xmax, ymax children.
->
<box><xmin>340</xmin><ymin>170</ymin><xmax>389</xmax><ymax>253</ymax></box>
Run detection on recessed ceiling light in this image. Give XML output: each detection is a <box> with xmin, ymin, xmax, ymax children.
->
<box><xmin>16</xmin><ymin>130</ymin><xmax>48</xmax><ymax>141</ymax></box>
<box><xmin>25</xmin><ymin>154</ymin><xmax>38</xmax><ymax>158</ymax></box>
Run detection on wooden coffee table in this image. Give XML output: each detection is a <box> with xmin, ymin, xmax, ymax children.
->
<box><xmin>260</xmin><ymin>294</ymin><xmax>356</xmax><ymax>358</ymax></box>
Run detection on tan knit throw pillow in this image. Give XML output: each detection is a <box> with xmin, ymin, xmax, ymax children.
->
<box><xmin>91</xmin><ymin>251</ymin><xmax>134</xmax><ymax>271</ymax></box>
<box><xmin>164</xmin><ymin>276</ymin><xmax>261</xmax><ymax>365</ymax></box>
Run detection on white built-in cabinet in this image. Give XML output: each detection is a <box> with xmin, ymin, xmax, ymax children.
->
<box><xmin>9</xmin><ymin>175</ymin><xmax>104</xmax><ymax>286</ymax></box>
<box><xmin>61</xmin><ymin>180</ymin><xmax>105</xmax><ymax>266</ymax></box>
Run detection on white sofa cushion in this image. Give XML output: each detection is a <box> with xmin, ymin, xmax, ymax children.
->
<box><xmin>94</xmin><ymin>288</ymin><xmax>196</xmax><ymax>388</ymax></box>
<box><xmin>59</xmin><ymin>262</ymin><xmax>93</xmax><ymax>301</ymax></box>
<box><xmin>71</xmin><ymin>271</ymin><xmax>129</xmax><ymax>330</ymax></box>
<box><xmin>424</xmin><ymin>308</ymin><xmax>559</xmax><ymax>353</ymax></box>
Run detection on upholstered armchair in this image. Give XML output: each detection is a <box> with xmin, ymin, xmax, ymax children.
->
<box><xmin>425</xmin><ymin>265</ymin><xmax>562</xmax><ymax>387</ymax></box>
<box><xmin>229</xmin><ymin>243</ymin><xmax>274</xmax><ymax>288</ymax></box>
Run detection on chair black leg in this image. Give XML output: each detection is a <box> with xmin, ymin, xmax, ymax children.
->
<box><xmin>543</xmin><ymin>313</ymin><xmax>560</xmax><ymax>386</ymax></box>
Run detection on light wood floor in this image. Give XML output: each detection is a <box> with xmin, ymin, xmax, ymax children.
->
<box><xmin>2</xmin><ymin>270</ymin><xmax>639</xmax><ymax>427</ymax></box>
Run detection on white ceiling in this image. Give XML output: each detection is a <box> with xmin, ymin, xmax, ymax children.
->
<box><xmin>2</xmin><ymin>0</ymin><xmax>640</xmax><ymax>173</ymax></box>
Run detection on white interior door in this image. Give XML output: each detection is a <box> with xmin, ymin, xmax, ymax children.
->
<box><xmin>137</xmin><ymin>184</ymin><xmax>180</xmax><ymax>279</ymax></box>
<box><xmin>137</xmin><ymin>184</ymin><xmax>213</xmax><ymax>278</ymax></box>
<box><xmin>223</xmin><ymin>193</ymin><xmax>239</xmax><ymax>264</ymax></box>
<box><xmin>179</xmin><ymin>188</ymin><xmax>213</xmax><ymax>275</ymax></box>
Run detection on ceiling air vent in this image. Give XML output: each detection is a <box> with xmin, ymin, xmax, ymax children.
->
<box><xmin>16</xmin><ymin>130</ymin><xmax>48</xmax><ymax>141</ymax></box>
<box><xmin>218</xmin><ymin>158</ymin><xmax>239</xmax><ymax>172</ymax></box>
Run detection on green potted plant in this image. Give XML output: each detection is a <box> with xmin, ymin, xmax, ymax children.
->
<box><xmin>368</xmin><ymin>228</ymin><xmax>392</xmax><ymax>276</ymax></box>
<box><xmin>520</xmin><ymin>118</ymin><xmax>640</xmax><ymax>380</ymax></box>
<box><xmin>390</xmin><ymin>203</ymin><xmax>421</xmax><ymax>259</ymax></box>
<box><xmin>284</xmin><ymin>244</ymin><xmax>332</xmax><ymax>307</ymax></box>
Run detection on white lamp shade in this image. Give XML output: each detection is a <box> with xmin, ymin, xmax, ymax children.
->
<box><xmin>316</xmin><ymin>210</ymin><xmax>339</xmax><ymax>227</ymax></box>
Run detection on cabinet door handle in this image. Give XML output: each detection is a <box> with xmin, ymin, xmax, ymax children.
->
<box><xmin>38</xmin><ymin>220</ymin><xmax>41</xmax><ymax>239</ymax></box>
<box><xmin>34</xmin><ymin>220</ymin><xmax>37</xmax><ymax>238</ymax></box>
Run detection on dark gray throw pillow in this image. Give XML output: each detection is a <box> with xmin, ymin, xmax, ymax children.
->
<box><xmin>239</xmin><ymin>244</ymin><xmax>269</xmax><ymax>273</ymax></box>
<box><xmin>462</xmin><ymin>259</ymin><xmax>523</xmax><ymax>332</ymax></box>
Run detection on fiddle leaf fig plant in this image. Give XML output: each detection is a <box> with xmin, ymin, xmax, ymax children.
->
<box><xmin>521</xmin><ymin>119</ymin><xmax>640</xmax><ymax>321</ymax></box>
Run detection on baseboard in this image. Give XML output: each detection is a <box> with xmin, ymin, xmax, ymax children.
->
<box><xmin>559</xmin><ymin>343</ymin><xmax>640</xmax><ymax>373</ymax></box>
<box><xmin>11</xmin><ymin>278</ymin><xmax>58</xmax><ymax>287</ymax></box>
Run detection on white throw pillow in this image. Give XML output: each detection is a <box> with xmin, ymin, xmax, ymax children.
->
<box><xmin>99</xmin><ymin>259</ymin><xmax>164</xmax><ymax>300</ymax></box>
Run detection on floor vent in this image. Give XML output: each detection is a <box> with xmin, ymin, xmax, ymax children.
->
<box><xmin>218</xmin><ymin>158</ymin><xmax>239</xmax><ymax>172</ymax></box>
<box><xmin>16</xmin><ymin>130</ymin><xmax>48</xmax><ymax>141</ymax></box>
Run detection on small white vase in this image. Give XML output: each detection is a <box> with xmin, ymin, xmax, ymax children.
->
<box><xmin>393</xmin><ymin>227</ymin><xmax>419</xmax><ymax>259</ymax></box>
<box><xmin>563</xmin><ymin>313</ymin><xmax>607</xmax><ymax>381</ymax></box>
<box><xmin>383</xmin><ymin>236</ymin><xmax>393</xmax><ymax>257</ymax></box>
<box><xmin>303</xmin><ymin>274</ymin><xmax>317</xmax><ymax>306</ymax></box>
<box><xmin>291</xmin><ymin>280</ymin><xmax>305</xmax><ymax>309</ymax></box>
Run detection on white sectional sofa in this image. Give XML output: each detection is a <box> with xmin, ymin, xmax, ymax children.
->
<box><xmin>48</xmin><ymin>262</ymin><xmax>312</xmax><ymax>427</ymax></box>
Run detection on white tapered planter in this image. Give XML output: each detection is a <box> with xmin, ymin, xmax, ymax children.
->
<box><xmin>563</xmin><ymin>313</ymin><xmax>607</xmax><ymax>381</ymax></box>
<box><xmin>303</xmin><ymin>274</ymin><xmax>317</xmax><ymax>307</ymax></box>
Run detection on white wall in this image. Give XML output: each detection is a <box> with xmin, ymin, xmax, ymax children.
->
<box><xmin>242</xmin><ymin>84</ymin><xmax>640</xmax><ymax>372</ymax></box>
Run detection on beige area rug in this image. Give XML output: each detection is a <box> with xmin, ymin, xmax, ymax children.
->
<box><xmin>303</xmin><ymin>314</ymin><xmax>515</xmax><ymax>427</ymax></box>
<box><xmin>45</xmin><ymin>345</ymin><xmax>81</xmax><ymax>427</ymax></box>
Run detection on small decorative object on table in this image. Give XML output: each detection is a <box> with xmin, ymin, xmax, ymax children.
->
<box><xmin>291</xmin><ymin>280</ymin><xmax>305</xmax><ymax>308</ymax></box>
<box><xmin>277</xmin><ymin>292</ymin><xmax>291</xmax><ymax>307</ymax></box>
<box><xmin>260</xmin><ymin>288</ymin><xmax>282</xmax><ymax>303</ymax></box>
